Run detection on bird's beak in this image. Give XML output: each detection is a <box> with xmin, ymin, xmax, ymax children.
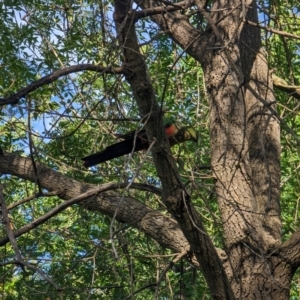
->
<box><xmin>188</xmin><ymin>128</ymin><xmax>198</xmax><ymax>142</ymax></box>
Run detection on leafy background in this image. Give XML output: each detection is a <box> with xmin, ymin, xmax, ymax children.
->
<box><xmin>0</xmin><ymin>1</ymin><xmax>299</xmax><ymax>299</ymax></box>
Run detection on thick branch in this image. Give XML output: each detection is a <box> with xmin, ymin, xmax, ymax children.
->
<box><xmin>279</xmin><ymin>228</ymin><xmax>300</xmax><ymax>268</ymax></box>
<box><xmin>135</xmin><ymin>0</ymin><xmax>208</xmax><ymax>63</ymax></box>
<box><xmin>0</xmin><ymin>64</ymin><xmax>124</xmax><ymax>106</ymax></box>
<box><xmin>113</xmin><ymin>1</ymin><xmax>234</xmax><ymax>299</ymax></box>
<box><xmin>0</xmin><ymin>151</ymin><xmax>223</xmax><ymax>265</ymax></box>
<box><xmin>0</xmin><ymin>182</ymin><xmax>161</xmax><ymax>246</ymax></box>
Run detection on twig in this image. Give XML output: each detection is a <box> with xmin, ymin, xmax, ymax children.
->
<box><xmin>155</xmin><ymin>251</ymin><xmax>188</xmax><ymax>297</ymax></box>
<box><xmin>8</xmin><ymin>191</ymin><xmax>59</xmax><ymax>210</ymax></box>
<box><xmin>245</xmin><ymin>83</ymin><xmax>300</xmax><ymax>146</ymax></box>
<box><xmin>27</xmin><ymin>98</ymin><xmax>43</xmax><ymax>194</ymax></box>
<box><xmin>109</xmin><ymin>137</ymin><xmax>157</xmax><ymax>259</ymax></box>
<box><xmin>125</xmin><ymin>251</ymin><xmax>187</xmax><ymax>300</ymax></box>
<box><xmin>245</xmin><ymin>19</ymin><xmax>300</xmax><ymax>40</ymax></box>
<box><xmin>182</xmin><ymin>191</ymin><xmax>207</xmax><ymax>235</ymax></box>
<box><xmin>0</xmin><ymin>184</ymin><xmax>61</xmax><ymax>290</ymax></box>
<box><xmin>0</xmin><ymin>184</ymin><xmax>23</xmax><ymax>262</ymax></box>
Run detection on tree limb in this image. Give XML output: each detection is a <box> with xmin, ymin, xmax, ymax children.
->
<box><xmin>0</xmin><ymin>182</ymin><xmax>161</xmax><ymax>246</ymax></box>
<box><xmin>130</xmin><ymin>0</ymin><xmax>195</xmax><ymax>21</ymax></box>
<box><xmin>135</xmin><ymin>0</ymin><xmax>207</xmax><ymax>63</ymax></box>
<box><xmin>245</xmin><ymin>19</ymin><xmax>300</xmax><ymax>41</ymax></box>
<box><xmin>0</xmin><ymin>151</ymin><xmax>231</xmax><ymax>269</ymax></box>
<box><xmin>0</xmin><ymin>64</ymin><xmax>124</xmax><ymax>106</ymax></box>
<box><xmin>113</xmin><ymin>1</ymin><xmax>234</xmax><ymax>299</ymax></box>
<box><xmin>278</xmin><ymin>228</ymin><xmax>300</xmax><ymax>268</ymax></box>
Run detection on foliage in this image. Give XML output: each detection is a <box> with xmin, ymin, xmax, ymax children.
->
<box><xmin>0</xmin><ymin>0</ymin><xmax>299</xmax><ymax>299</ymax></box>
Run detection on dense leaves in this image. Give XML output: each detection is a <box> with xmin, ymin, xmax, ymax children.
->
<box><xmin>0</xmin><ymin>0</ymin><xmax>299</xmax><ymax>299</ymax></box>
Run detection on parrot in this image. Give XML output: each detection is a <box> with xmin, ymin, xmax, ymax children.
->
<box><xmin>82</xmin><ymin>120</ymin><xmax>197</xmax><ymax>168</ymax></box>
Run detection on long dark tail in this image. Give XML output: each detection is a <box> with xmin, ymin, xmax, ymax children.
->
<box><xmin>82</xmin><ymin>138</ymin><xmax>146</xmax><ymax>168</ymax></box>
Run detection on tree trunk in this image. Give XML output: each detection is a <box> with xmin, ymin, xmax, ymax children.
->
<box><xmin>201</xmin><ymin>0</ymin><xmax>287</xmax><ymax>298</ymax></box>
<box><xmin>137</xmin><ymin>0</ymin><xmax>294</xmax><ymax>299</ymax></box>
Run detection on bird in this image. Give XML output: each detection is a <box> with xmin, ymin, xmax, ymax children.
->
<box><xmin>82</xmin><ymin>119</ymin><xmax>197</xmax><ymax>168</ymax></box>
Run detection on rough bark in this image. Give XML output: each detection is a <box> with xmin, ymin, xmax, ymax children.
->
<box><xmin>240</xmin><ymin>1</ymin><xmax>281</xmax><ymax>245</ymax></box>
<box><xmin>198</xmin><ymin>3</ymin><xmax>283</xmax><ymax>296</ymax></box>
<box><xmin>202</xmin><ymin>1</ymin><xmax>282</xmax><ymax>297</ymax></box>
<box><xmin>200</xmin><ymin>0</ymin><xmax>281</xmax><ymax>249</ymax></box>
<box><xmin>133</xmin><ymin>0</ymin><xmax>292</xmax><ymax>299</ymax></box>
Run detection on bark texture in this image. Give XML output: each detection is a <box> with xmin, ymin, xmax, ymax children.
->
<box><xmin>135</xmin><ymin>0</ymin><xmax>294</xmax><ymax>299</ymax></box>
<box><xmin>201</xmin><ymin>0</ymin><xmax>281</xmax><ymax>249</ymax></box>
<box><xmin>201</xmin><ymin>1</ymin><xmax>283</xmax><ymax>297</ymax></box>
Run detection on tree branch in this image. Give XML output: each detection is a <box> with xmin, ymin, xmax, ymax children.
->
<box><xmin>0</xmin><ymin>64</ymin><xmax>124</xmax><ymax>106</ymax></box>
<box><xmin>279</xmin><ymin>228</ymin><xmax>300</xmax><ymax>268</ymax></box>
<box><xmin>0</xmin><ymin>184</ymin><xmax>61</xmax><ymax>291</ymax></box>
<box><xmin>0</xmin><ymin>182</ymin><xmax>161</xmax><ymax>246</ymax></box>
<box><xmin>134</xmin><ymin>0</ymin><xmax>211</xmax><ymax>65</ymax></box>
<box><xmin>0</xmin><ymin>151</ymin><xmax>230</xmax><ymax>268</ymax></box>
<box><xmin>245</xmin><ymin>82</ymin><xmax>300</xmax><ymax>146</ymax></box>
<box><xmin>7</xmin><ymin>191</ymin><xmax>59</xmax><ymax>210</ymax></box>
<box><xmin>272</xmin><ymin>74</ymin><xmax>300</xmax><ymax>100</ymax></box>
<box><xmin>0</xmin><ymin>185</ymin><xmax>23</xmax><ymax>262</ymax></box>
<box><xmin>245</xmin><ymin>19</ymin><xmax>300</xmax><ymax>41</ymax></box>
<box><xmin>113</xmin><ymin>1</ymin><xmax>234</xmax><ymax>299</ymax></box>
